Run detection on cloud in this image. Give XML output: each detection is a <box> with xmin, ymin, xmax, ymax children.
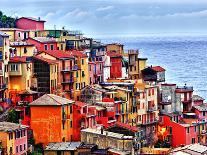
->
<box><xmin>64</xmin><ymin>9</ymin><xmax>90</xmax><ymax>18</ymax></box>
<box><xmin>96</xmin><ymin>6</ymin><xmax>114</xmax><ymax>11</ymax></box>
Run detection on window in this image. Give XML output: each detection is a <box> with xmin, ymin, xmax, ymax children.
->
<box><xmin>203</xmin><ymin>111</ymin><xmax>205</xmax><ymax>116</ymax></box>
<box><xmin>82</xmin><ymin>71</ymin><xmax>85</xmax><ymax>77</ymax></box>
<box><xmin>194</xmin><ymin>126</ymin><xmax>197</xmax><ymax>132</ymax></box>
<box><xmin>16</xmin><ymin>146</ymin><xmax>18</xmax><ymax>153</ymax></box>
<box><xmin>18</xmin><ymin>33</ymin><xmax>21</xmax><ymax>37</ymax></box>
<box><xmin>70</xmin><ymin>105</ymin><xmax>73</xmax><ymax>113</ymax></box>
<box><xmin>192</xmin><ymin>138</ymin><xmax>195</xmax><ymax>144</ymax></box>
<box><xmin>44</xmin><ymin>44</ymin><xmax>48</xmax><ymax>50</ymax></box>
<box><xmin>89</xmin><ymin>65</ymin><xmax>91</xmax><ymax>71</ymax></box>
<box><xmin>20</xmin><ymin>145</ymin><xmax>22</xmax><ymax>151</ymax></box>
<box><xmin>27</xmin><ymin>80</ymin><xmax>29</xmax><ymax>87</ymax></box>
<box><xmin>70</xmin><ymin>120</ymin><xmax>72</xmax><ymax>128</ymax></box>
<box><xmin>24</xmin><ymin>144</ymin><xmax>26</xmax><ymax>150</ymax></box>
<box><xmin>24</xmin><ymin>47</ymin><xmax>27</xmax><ymax>53</ymax></box>
<box><xmin>35</xmin><ymin>32</ymin><xmax>37</xmax><ymax>37</ymax></box>
<box><xmin>0</xmin><ymin>51</ymin><xmax>2</xmax><ymax>60</ymax></box>
<box><xmin>76</xmin><ymin>71</ymin><xmax>78</xmax><ymax>77</ymax></box>
<box><xmin>100</xmin><ymin>64</ymin><xmax>102</xmax><ymax>71</ymax></box>
<box><xmin>10</xmin><ymin>64</ymin><xmax>18</xmax><ymax>71</ymax></box>
<box><xmin>81</xmin><ymin>59</ymin><xmax>84</xmax><ymax>65</ymax></box>
<box><xmin>134</xmin><ymin>66</ymin><xmax>136</xmax><ymax>71</ymax></box>
<box><xmin>61</xmin><ymin>44</ymin><xmax>63</xmax><ymax>50</ymax></box>
<box><xmin>186</xmin><ymin>127</ymin><xmax>190</xmax><ymax>133</ymax></box>
<box><xmin>50</xmin><ymin>44</ymin><xmax>54</xmax><ymax>50</ymax></box>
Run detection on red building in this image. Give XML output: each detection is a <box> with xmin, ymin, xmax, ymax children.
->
<box><xmin>16</xmin><ymin>17</ymin><xmax>45</xmax><ymax>31</ymax></box>
<box><xmin>73</xmin><ymin>101</ymin><xmax>96</xmax><ymax>141</ymax></box>
<box><xmin>95</xmin><ymin>98</ymin><xmax>116</xmax><ymax>128</ymax></box>
<box><xmin>107</xmin><ymin>51</ymin><xmax>122</xmax><ymax>78</ymax></box>
<box><xmin>159</xmin><ymin>113</ymin><xmax>207</xmax><ymax>147</ymax></box>
<box><xmin>26</xmin><ymin>37</ymin><xmax>57</xmax><ymax>52</ymax></box>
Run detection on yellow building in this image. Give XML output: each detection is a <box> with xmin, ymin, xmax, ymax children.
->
<box><xmin>106</xmin><ymin>43</ymin><xmax>124</xmax><ymax>54</ymax></box>
<box><xmin>10</xmin><ymin>42</ymin><xmax>37</xmax><ymax>57</ymax></box>
<box><xmin>0</xmin><ymin>122</ymin><xmax>28</xmax><ymax>155</ymax></box>
<box><xmin>0</xmin><ymin>28</ymin><xmax>29</xmax><ymax>42</ymax></box>
<box><xmin>0</xmin><ymin>31</ymin><xmax>10</xmax><ymax>99</ymax></box>
<box><xmin>8</xmin><ymin>56</ymin><xmax>33</xmax><ymax>91</ymax></box>
<box><xmin>70</xmin><ymin>51</ymin><xmax>89</xmax><ymax>101</ymax></box>
<box><xmin>128</xmin><ymin>50</ymin><xmax>147</xmax><ymax>80</ymax></box>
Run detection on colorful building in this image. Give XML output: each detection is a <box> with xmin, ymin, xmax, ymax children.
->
<box><xmin>0</xmin><ymin>28</ymin><xmax>29</xmax><ymax>42</ymax></box>
<box><xmin>26</xmin><ymin>37</ymin><xmax>58</xmax><ymax>52</ymax></box>
<box><xmin>31</xmin><ymin>55</ymin><xmax>58</xmax><ymax>94</ymax></box>
<box><xmin>8</xmin><ymin>56</ymin><xmax>33</xmax><ymax>92</ymax></box>
<box><xmin>0</xmin><ymin>122</ymin><xmax>28</xmax><ymax>155</ymax></box>
<box><xmin>16</xmin><ymin>17</ymin><xmax>45</xmax><ymax>31</ymax></box>
<box><xmin>107</xmin><ymin>51</ymin><xmax>122</xmax><ymax>79</ymax></box>
<box><xmin>10</xmin><ymin>41</ymin><xmax>37</xmax><ymax>57</ymax></box>
<box><xmin>29</xmin><ymin>94</ymin><xmax>74</xmax><ymax>147</ymax></box>
<box><xmin>106</xmin><ymin>43</ymin><xmax>124</xmax><ymax>54</ymax></box>
<box><xmin>72</xmin><ymin>101</ymin><xmax>96</xmax><ymax>141</ymax></box>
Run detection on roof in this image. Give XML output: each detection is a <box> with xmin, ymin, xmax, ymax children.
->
<box><xmin>33</xmin><ymin>55</ymin><xmax>58</xmax><ymax>64</ymax></box>
<box><xmin>9</xmin><ymin>56</ymin><xmax>29</xmax><ymax>63</ymax></box>
<box><xmin>18</xmin><ymin>90</ymin><xmax>39</xmax><ymax>95</ymax></box>
<box><xmin>10</xmin><ymin>41</ymin><xmax>34</xmax><ymax>47</ymax></box>
<box><xmin>192</xmin><ymin>95</ymin><xmax>205</xmax><ymax>101</ymax></box>
<box><xmin>151</xmin><ymin>66</ymin><xmax>166</xmax><ymax>72</ymax></box>
<box><xmin>17</xmin><ymin>17</ymin><xmax>46</xmax><ymax>22</ymax></box>
<box><xmin>193</xmin><ymin>104</ymin><xmax>207</xmax><ymax>111</ymax></box>
<box><xmin>66</xmin><ymin>50</ymin><xmax>88</xmax><ymax>58</ymax></box>
<box><xmin>112</xmin><ymin>122</ymin><xmax>138</xmax><ymax>132</ymax></box>
<box><xmin>74</xmin><ymin>101</ymin><xmax>87</xmax><ymax>107</ymax></box>
<box><xmin>0</xmin><ymin>122</ymin><xmax>27</xmax><ymax>132</ymax></box>
<box><xmin>170</xmin><ymin>143</ymin><xmax>207</xmax><ymax>154</ymax></box>
<box><xmin>45</xmin><ymin>142</ymin><xmax>82</xmax><ymax>151</ymax></box>
<box><xmin>29</xmin><ymin>37</ymin><xmax>56</xmax><ymax>43</ymax></box>
<box><xmin>81</xmin><ymin>128</ymin><xmax>133</xmax><ymax>140</ymax></box>
<box><xmin>0</xmin><ymin>31</ymin><xmax>9</xmax><ymax>37</ymax></box>
<box><xmin>29</xmin><ymin>94</ymin><xmax>74</xmax><ymax>106</ymax></box>
<box><xmin>0</xmin><ymin>28</ymin><xmax>24</xmax><ymax>31</ymax></box>
<box><xmin>41</xmin><ymin>50</ymin><xmax>74</xmax><ymax>59</ymax></box>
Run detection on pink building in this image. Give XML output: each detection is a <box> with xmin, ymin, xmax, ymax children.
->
<box><xmin>88</xmin><ymin>61</ymin><xmax>95</xmax><ymax>85</ymax></box>
<box><xmin>16</xmin><ymin>17</ymin><xmax>45</xmax><ymax>31</ymax></box>
<box><xmin>0</xmin><ymin>122</ymin><xmax>28</xmax><ymax>155</ymax></box>
<box><xmin>27</xmin><ymin>37</ymin><xmax>57</xmax><ymax>52</ymax></box>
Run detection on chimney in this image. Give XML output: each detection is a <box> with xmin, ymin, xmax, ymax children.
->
<box><xmin>38</xmin><ymin>17</ymin><xmax>41</xmax><ymax>21</ymax></box>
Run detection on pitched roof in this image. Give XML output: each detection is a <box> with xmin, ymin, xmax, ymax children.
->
<box><xmin>193</xmin><ymin>104</ymin><xmax>207</xmax><ymax>111</ymax></box>
<box><xmin>29</xmin><ymin>94</ymin><xmax>74</xmax><ymax>106</ymax></box>
<box><xmin>66</xmin><ymin>50</ymin><xmax>87</xmax><ymax>58</ymax></box>
<box><xmin>41</xmin><ymin>50</ymin><xmax>74</xmax><ymax>59</ymax></box>
<box><xmin>74</xmin><ymin>101</ymin><xmax>87</xmax><ymax>107</ymax></box>
<box><xmin>18</xmin><ymin>17</ymin><xmax>46</xmax><ymax>22</ymax></box>
<box><xmin>114</xmin><ymin>122</ymin><xmax>138</xmax><ymax>132</ymax></box>
<box><xmin>0</xmin><ymin>122</ymin><xmax>27</xmax><ymax>132</ymax></box>
<box><xmin>192</xmin><ymin>95</ymin><xmax>205</xmax><ymax>101</ymax></box>
<box><xmin>33</xmin><ymin>55</ymin><xmax>58</xmax><ymax>64</ymax></box>
<box><xmin>45</xmin><ymin>142</ymin><xmax>82</xmax><ymax>151</ymax></box>
<box><xmin>151</xmin><ymin>66</ymin><xmax>166</xmax><ymax>72</ymax></box>
<box><xmin>9</xmin><ymin>56</ymin><xmax>29</xmax><ymax>63</ymax></box>
<box><xmin>30</xmin><ymin>37</ymin><xmax>56</xmax><ymax>43</ymax></box>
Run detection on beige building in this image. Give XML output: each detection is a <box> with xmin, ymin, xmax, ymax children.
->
<box><xmin>81</xmin><ymin>128</ymin><xmax>133</xmax><ymax>154</ymax></box>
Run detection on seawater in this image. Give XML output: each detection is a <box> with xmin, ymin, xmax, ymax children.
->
<box><xmin>101</xmin><ymin>35</ymin><xmax>207</xmax><ymax>100</ymax></box>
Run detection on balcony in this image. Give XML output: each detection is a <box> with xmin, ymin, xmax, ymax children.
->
<box><xmin>61</xmin><ymin>65</ymin><xmax>79</xmax><ymax>72</ymax></box>
<box><xmin>61</xmin><ymin>77</ymin><xmax>75</xmax><ymax>84</ymax></box>
<box><xmin>147</xmin><ymin>106</ymin><xmax>157</xmax><ymax>112</ymax></box>
<box><xmin>176</xmin><ymin>86</ymin><xmax>193</xmax><ymax>93</ymax></box>
<box><xmin>142</xmin><ymin>118</ymin><xmax>158</xmax><ymax>125</ymax></box>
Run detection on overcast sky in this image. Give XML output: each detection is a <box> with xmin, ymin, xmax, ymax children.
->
<box><xmin>1</xmin><ymin>0</ymin><xmax>207</xmax><ymax>37</ymax></box>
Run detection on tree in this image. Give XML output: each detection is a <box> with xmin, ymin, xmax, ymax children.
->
<box><xmin>8</xmin><ymin>109</ymin><xmax>18</xmax><ymax>123</ymax></box>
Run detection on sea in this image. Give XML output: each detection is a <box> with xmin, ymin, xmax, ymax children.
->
<box><xmin>100</xmin><ymin>34</ymin><xmax>207</xmax><ymax>100</ymax></box>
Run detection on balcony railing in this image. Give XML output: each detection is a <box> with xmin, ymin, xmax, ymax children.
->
<box><xmin>61</xmin><ymin>65</ymin><xmax>78</xmax><ymax>72</ymax></box>
<box><xmin>147</xmin><ymin>106</ymin><xmax>157</xmax><ymax>112</ymax></box>
<box><xmin>176</xmin><ymin>86</ymin><xmax>193</xmax><ymax>92</ymax></box>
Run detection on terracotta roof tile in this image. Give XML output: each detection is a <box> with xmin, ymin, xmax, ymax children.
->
<box><xmin>151</xmin><ymin>66</ymin><xmax>166</xmax><ymax>72</ymax></box>
<box><xmin>9</xmin><ymin>56</ymin><xmax>29</xmax><ymax>63</ymax></box>
<box><xmin>66</xmin><ymin>50</ymin><xmax>87</xmax><ymax>58</ymax></box>
<box><xmin>41</xmin><ymin>50</ymin><xmax>74</xmax><ymax>59</ymax></box>
<box><xmin>33</xmin><ymin>55</ymin><xmax>58</xmax><ymax>64</ymax></box>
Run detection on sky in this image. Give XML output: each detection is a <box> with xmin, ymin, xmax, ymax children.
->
<box><xmin>1</xmin><ymin>0</ymin><xmax>207</xmax><ymax>37</ymax></box>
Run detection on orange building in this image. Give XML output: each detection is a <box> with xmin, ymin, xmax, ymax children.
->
<box><xmin>29</xmin><ymin>94</ymin><xmax>74</xmax><ymax>147</ymax></box>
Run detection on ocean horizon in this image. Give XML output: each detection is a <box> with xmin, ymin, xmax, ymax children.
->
<box><xmin>100</xmin><ymin>34</ymin><xmax>207</xmax><ymax>100</ymax></box>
